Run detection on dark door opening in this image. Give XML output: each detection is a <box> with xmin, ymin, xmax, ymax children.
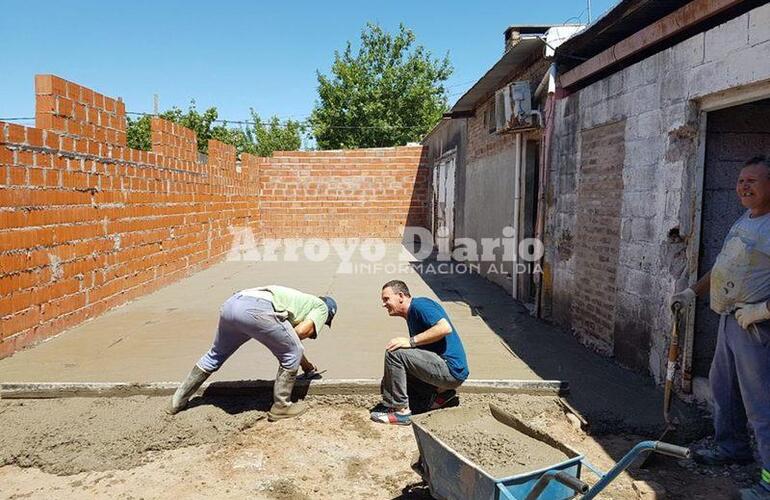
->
<box><xmin>695</xmin><ymin>98</ymin><xmax>770</xmax><ymax>376</ymax></box>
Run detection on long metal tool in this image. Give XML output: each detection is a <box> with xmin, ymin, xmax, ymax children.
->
<box><xmin>639</xmin><ymin>303</ymin><xmax>682</xmax><ymax>469</ymax></box>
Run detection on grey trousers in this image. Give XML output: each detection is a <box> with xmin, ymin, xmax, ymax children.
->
<box><xmin>382</xmin><ymin>348</ymin><xmax>463</xmax><ymax>409</ymax></box>
<box><xmin>710</xmin><ymin>315</ymin><xmax>770</xmax><ymax>477</ymax></box>
<box><xmin>197</xmin><ymin>294</ymin><xmax>303</xmax><ymax>372</ymax></box>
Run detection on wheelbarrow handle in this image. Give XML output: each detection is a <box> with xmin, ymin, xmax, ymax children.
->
<box><xmin>523</xmin><ymin>470</ymin><xmax>589</xmax><ymax>500</ymax></box>
<box><xmin>655</xmin><ymin>442</ymin><xmax>691</xmax><ymax>459</ymax></box>
<box><xmin>554</xmin><ymin>471</ymin><xmax>589</xmax><ymax>494</ymax></box>
<box><xmin>583</xmin><ymin>441</ymin><xmax>691</xmax><ymax>499</ymax></box>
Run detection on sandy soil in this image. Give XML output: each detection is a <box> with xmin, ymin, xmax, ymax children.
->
<box><xmin>0</xmin><ymin>393</ymin><xmax>757</xmax><ymax>499</ymax></box>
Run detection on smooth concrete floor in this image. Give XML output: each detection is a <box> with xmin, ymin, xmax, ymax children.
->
<box><xmin>0</xmin><ymin>244</ymin><xmax>538</xmax><ymax>383</ymax></box>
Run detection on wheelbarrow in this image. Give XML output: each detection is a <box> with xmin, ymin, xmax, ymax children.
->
<box><xmin>411</xmin><ymin>403</ymin><xmax>690</xmax><ymax>500</ymax></box>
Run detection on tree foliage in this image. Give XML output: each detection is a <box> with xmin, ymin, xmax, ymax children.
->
<box><xmin>309</xmin><ymin>23</ymin><xmax>452</xmax><ymax>150</ymax></box>
<box><xmin>126</xmin><ymin>101</ymin><xmax>303</xmax><ymax>157</ymax></box>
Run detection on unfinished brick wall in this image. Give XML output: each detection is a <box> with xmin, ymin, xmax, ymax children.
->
<box><xmin>0</xmin><ymin>75</ymin><xmax>428</xmax><ymax>358</ymax></box>
<box><xmin>0</xmin><ymin>76</ymin><xmax>262</xmax><ymax>357</ymax></box>
<box><xmin>35</xmin><ymin>75</ymin><xmax>127</xmax><ymax>148</ymax></box>
<box><xmin>570</xmin><ymin>120</ymin><xmax>625</xmax><ymax>355</ymax></box>
<box><xmin>258</xmin><ymin>148</ymin><xmax>428</xmax><ymax>238</ymax></box>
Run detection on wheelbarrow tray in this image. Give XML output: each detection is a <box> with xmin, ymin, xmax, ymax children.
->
<box><xmin>411</xmin><ymin>403</ymin><xmax>584</xmax><ymax>500</ymax></box>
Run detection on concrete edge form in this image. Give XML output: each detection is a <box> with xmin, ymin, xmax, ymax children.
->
<box><xmin>0</xmin><ymin>379</ymin><xmax>569</xmax><ymax>399</ymax></box>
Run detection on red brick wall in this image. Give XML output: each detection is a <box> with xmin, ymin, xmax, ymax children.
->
<box><xmin>259</xmin><ymin>148</ymin><xmax>429</xmax><ymax>238</ymax></box>
<box><xmin>0</xmin><ymin>75</ymin><xmax>428</xmax><ymax>358</ymax></box>
<box><xmin>35</xmin><ymin>75</ymin><xmax>127</xmax><ymax>148</ymax></box>
<box><xmin>0</xmin><ymin>76</ymin><xmax>262</xmax><ymax>357</ymax></box>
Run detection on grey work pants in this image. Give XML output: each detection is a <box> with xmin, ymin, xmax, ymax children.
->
<box><xmin>381</xmin><ymin>348</ymin><xmax>463</xmax><ymax>409</ymax></box>
<box><xmin>710</xmin><ymin>314</ymin><xmax>770</xmax><ymax>477</ymax></box>
<box><xmin>196</xmin><ymin>294</ymin><xmax>303</xmax><ymax>373</ymax></box>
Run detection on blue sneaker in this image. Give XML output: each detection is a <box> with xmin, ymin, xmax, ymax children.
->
<box><xmin>370</xmin><ymin>408</ymin><xmax>412</xmax><ymax>425</ymax></box>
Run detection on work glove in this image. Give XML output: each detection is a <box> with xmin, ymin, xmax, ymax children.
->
<box><xmin>669</xmin><ymin>288</ymin><xmax>696</xmax><ymax>312</ymax></box>
<box><xmin>735</xmin><ymin>302</ymin><xmax>770</xmax><ymax>330</ymax></box>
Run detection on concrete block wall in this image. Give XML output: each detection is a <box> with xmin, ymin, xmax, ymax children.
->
<box><xmin>258</xmin><ymin>148</ymin><xmax>429</xmax><ymax>238</ymax></box>
<box><xmin>0</xmin><ymin>75</ymin><xmax>428</xmax><ymax>358</ymax></box>
<box><xmin>546</xmin><ymin>3</ymin><xmax>770</xmax><ymax>377</ymax></box>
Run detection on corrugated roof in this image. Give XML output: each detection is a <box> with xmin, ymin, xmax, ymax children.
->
<box><xmin>556</xmin><ymin>0</ymin><xmax>690</xmax><ymax>72</ymax></box>
<box><xmin>556</xmin><ymin>0</ymin><xmax>766</xmax><ymax>85</ymax></box>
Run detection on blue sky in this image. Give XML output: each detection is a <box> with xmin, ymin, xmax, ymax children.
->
<box><xmin>1</xmin><ymin>0</ymin><xmax>617</xmax><ymax>127</ymax></box>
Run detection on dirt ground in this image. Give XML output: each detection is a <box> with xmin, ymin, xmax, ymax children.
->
<box><xmin>0</xmin><ymin>393</ymin><xmax>759</xmax><ymax>499</ymax></box>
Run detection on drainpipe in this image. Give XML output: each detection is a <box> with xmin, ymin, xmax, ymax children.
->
<box><xmin>533</xmin><ymin>64</ymin><xmax>558</xmax><ymax>318</ymax></box>
<box><xmin>512</xmin><ymin>132</ymin><xmax>522</xmax><ymax>300</ymax></box>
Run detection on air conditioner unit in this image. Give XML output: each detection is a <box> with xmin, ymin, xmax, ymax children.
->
<box><xmin>493</xmin><ymin>81</ymin><xmax>540</xmax><ymax>133</ymax></box>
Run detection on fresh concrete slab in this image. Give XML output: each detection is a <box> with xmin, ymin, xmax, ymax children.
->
<box><xmin>0</xmin><ymin>242</ymin><xmax>705</xmax><ymax>436</ymax></box>
<box><xmin>0</xmin><ymin>379</ymin><xmax>569</xmax><ymax>399</ymax></box>
<box><xmin>0</xmin><ymin>244</ymin><xmax>538</xmax><ymax>384</ymax></box>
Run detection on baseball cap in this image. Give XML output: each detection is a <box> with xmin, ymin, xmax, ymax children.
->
<box><xmin>320</xmin><ymin>296</ymin><xmax>337</xmax><ymax>327</ymax></box>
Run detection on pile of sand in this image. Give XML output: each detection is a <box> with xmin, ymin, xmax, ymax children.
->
<box><xmin>0</xmin><ymin>395</ymin><xmax>266</xmax><ymax>475</ymax></box>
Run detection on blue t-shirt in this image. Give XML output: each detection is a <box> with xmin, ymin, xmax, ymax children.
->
<box><xmin>406</xmin><ymin>297</ymin><xmax>469</xmax><ymax>381</ymax></box>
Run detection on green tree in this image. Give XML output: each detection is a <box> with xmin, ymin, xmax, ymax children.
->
<box><xmin>126</xmin><ymin>114</ymin><xmax>152</xmax><ymax>151</ymax></box>
<box><xmin>309</xmin><ymin>23</ymin><xmax>452</xmax><ymax>149</ymax></box>
<box><xmin>248</xmin><ymin>111</ymin><xmax>303</xmax><ymax>156</ymax></box>
<box><xmin>126</xmin><ymin>102</ymin><xmax>302</xmax><ymax>157</ymax></box>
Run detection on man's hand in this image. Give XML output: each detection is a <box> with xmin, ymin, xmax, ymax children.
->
<box><xmin>735</xmin><ymin>302</ymin><xmax>770</xmax><ymax>330</ymax></box>
<box><xmin>669</xmin><ymin>288</ymin><xmax>696</xmax><ymax>312</ymax></box>
<box><xmin>298</xmin><ymin>366</ymin><xmax>323</xmax><ymax>380</ymax></box>
<box><xmin>300</xmin><ymin>355</ymin><xmax>315</xmax><ymax>373</ymax></box>
<box><xmin>386</xmin><ymin>337</ymin><xmax>412</xmax><ymax>352</ymax></box>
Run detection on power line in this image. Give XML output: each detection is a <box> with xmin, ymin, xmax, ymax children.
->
<box><xmin>124</xmin><ymin>110</ymin><xmax>428</xmax><ymax>130</ymax></box>
<box><xmin>443</xmin><ymin>79</ymin><xmax>478</xmax><ymax>90</ymax></box>
<box><xmin>1</xmin><ymin>113</ymin><xmax>430</xmax><ymax>130</ymax></box>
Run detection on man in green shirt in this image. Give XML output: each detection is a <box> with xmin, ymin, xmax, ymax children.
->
<box><xmin>168</xmin><ymin>285</ymin><xmax>337</xmax><ymax>421</ymax></box>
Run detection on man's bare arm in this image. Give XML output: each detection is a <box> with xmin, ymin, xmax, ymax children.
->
<box><xmin>293</xmin><ymin>319</ymin><xmax>316</xmax><ymax>340</ymax></box>
<box><xmin>385</xmin><ymin>319</ymin><xmax>452</xmax><ymax>351</ymax></box>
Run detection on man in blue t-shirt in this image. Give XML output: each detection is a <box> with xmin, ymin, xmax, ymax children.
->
<box><xmin>371</xmin><ymin>280</ymin><xmax>469</xmax><ymax>425</ymax></box>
